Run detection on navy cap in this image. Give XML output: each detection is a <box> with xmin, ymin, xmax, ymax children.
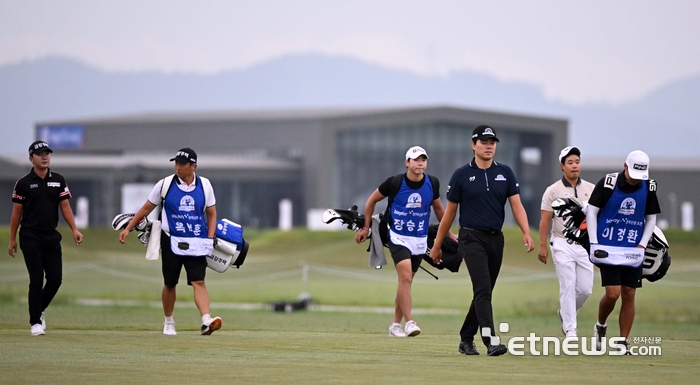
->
<box><xmin>28</xmin><ymin>141</ymin><xmax>53</xmax><ymax>155</ymax></box>
<box><xmin>471</xmin><ymin>125</ymin><xmax>499</xmax><ymax>142</ymax></box>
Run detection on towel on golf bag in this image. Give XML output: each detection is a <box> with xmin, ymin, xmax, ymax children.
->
<box><xmin>368</xmin><ymin>214</ymin><xmax>387</xmax><ymax>268</ymax></box>
<box><xmin>145</xmin><ymin>220</ymin><xmax>161</xmax><ymax>260</ymax></box>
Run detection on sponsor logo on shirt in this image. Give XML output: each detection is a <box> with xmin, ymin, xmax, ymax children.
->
<box><xmin>618</xmin><ymin>198</ymin><xmax>636</xmax><ymax>215</ymax></box>
<box><xmin>47</xmin><ymin>182</ymin><xmax>61</xmax><ymax>187</ymax></box>
<box><xmin>406</xmin><ymin>193</ymin><xmax>423</xmax><ymax>208</ymax></box>
<box><xmin>469</xmin><ymin>176</ymin><xmax>476</xmax><ymax>182</ymax></box>
<box><xmin>30</xmin><ymin>184</ymin><xmax>39</xmax><ymax>188</ymax></box>
<box><xmin>495</xmin><ymin>174</ymin><xmax>507</xmax><ymax>181</ymax></box>
<box><xmin>179</xmin><ymin>195</ymin><xmax>196</xmax><ymax>212</ymax></box>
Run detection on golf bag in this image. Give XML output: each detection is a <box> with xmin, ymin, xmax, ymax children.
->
<box><xmin>209</xmin><ymin>219</ymin><xmax>250</xmax><ymax>273</ymax></box>
<box><xmin>112</xmin><ymin>213</ymin><xmax>249</xmax><ymax>272</ymax></box>
<box><xmin>322</xmin><ymin>205</ymin><xmax>461</xmax><ymax>273</ymax></box>
<box><xmin>553</xmin><ymin>197</ymin><xmax>671</xmax><ymax>282</ymax></box>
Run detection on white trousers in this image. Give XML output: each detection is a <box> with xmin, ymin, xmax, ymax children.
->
<box><xmin>550</xmin><ymin>237</ymin><xmax>594</xmax><ymax>333</ymax></box>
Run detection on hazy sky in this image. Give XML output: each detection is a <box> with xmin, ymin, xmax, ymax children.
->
<box><xmin>2</xmin><ymin>0</ymin><xmax>699</xmax><ymax>105</ymax></box>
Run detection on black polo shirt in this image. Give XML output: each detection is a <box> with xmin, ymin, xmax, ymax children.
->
<box><xmin>11</xmin><ymin>168</ymin><xmax>72</xmax><ymax>232</ymax></box>
<box><xmin>588</xmin><ymin>171</ymin><xmax>661</xmax><ymax>215</ymax></box>
<box><xmin>446</xmin><ymin>158</ymin><xmax>520</xmax><ymax>231</ymax></box>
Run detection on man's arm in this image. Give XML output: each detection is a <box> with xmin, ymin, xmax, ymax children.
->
<box><xmin>59</xmin><ymin>199</ymin><xmax>83</xmax><ymax>245</ymax></box>
<box><xmin>119</xmin><ymin>201</ymin><xmax>157</xmax><ymax>244</ymax></box>
<box><xmin>586</xmin><ymin>205</ymin><xmax>600</xmax><ymax>244</ymax></box>
<box><xmin>8</xmin><ymin>203</ymin><xmax>22</xmax><ymax>257</ymax></box>
<box><xmin>205</xmin><ymin>205</ymin><xmax>217</xmax><ymax>239</ymax></box>
<box><xmin>508</xmin><ymin>194</ymin><xmax>534</xmax><ymax>252</ymax></box>
<box><xmin>538</xmin><ymin>210</ymin><xmax>553</xmax><ymax>264</ymax></box>
<box><xmin>355</xmin><ymin>189</ymin><xmax>385</xmax><ymax>244</ymax></box>
<box><xmin>638</xmin><ymin>214</ymin><xmax>657</xmax><ymax>247</ymax></box>
<box><xmin>432</xmin><ymin>198</ymin><xmax>458</xmax><ymax>242</ymax></box>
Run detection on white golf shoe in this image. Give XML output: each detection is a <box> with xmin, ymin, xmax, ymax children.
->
<box><xmin>389</xmin><ymin>322</ymin><xmax>406</xmax><ymax>337</ymax></box>
<box><xmin>31</xmin><ymin>324</ymin><xmax>45</xmax><ymax>336</ymax></box>
<box><xmin>404</xmin><ymin>320</ymin><xmax>421</xmax><ymax>337</ymax></box>
<box><xmin>163</xmin><ymin>321</ymin><xmax>177</xmax><ymax>336</ymax></box>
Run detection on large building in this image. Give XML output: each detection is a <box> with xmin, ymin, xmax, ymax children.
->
<box><xmin>1</xmin><ymin>106</ymin><xmax>570</xmax><ymax>228</ymax></box>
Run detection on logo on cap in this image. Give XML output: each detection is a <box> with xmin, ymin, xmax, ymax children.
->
<box><xmin>633</xmin><ymin>164</ymin><xmax>647</xmax><ymax>171</ymax></box>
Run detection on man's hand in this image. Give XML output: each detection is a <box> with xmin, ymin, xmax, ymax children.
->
<box><xmin>523</xmin><ymin>234</ymin><xmax>535</xmax><ymax>253</ymax></box>
<box><xmin>537</xmin><ymin>245</ymin><xmax>548</xmax><ymax>264</ymax></box>
<box><xmin>8</xmin><ymin>239</ymin><xmax>17</xmax><ymax>258</ymax></box>
<box><xmin>73</xmin><ymin>230</ymin><xmax>83</xmax><ymax>245</ymax></box>
<box><xmin>354</xmin><ymin>228</ymin><xmax>369</xmax><ymax>244</ymax></box>
<box><xmin>119</xmin><ymin>229</ymin><xmax>130</xmax><ymax>244</ymax></box>
<box><xmin>431</xmin><ymin>245</ymin><xmax>442</xmax><ymax>265</ymax></box>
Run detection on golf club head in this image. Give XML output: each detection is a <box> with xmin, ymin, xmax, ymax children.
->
<box><xmin>322</xmin><ymin>206</ymin><xmax>364</xmax><ymax>231</ymax></box>
<box><xmin>134</xmin><ymin>217</ymin><xmax>150</xmax><ymax>232</ymax></box>
<box><xmin>649</xmin><ymin>226</ymin><xmax>669</xmax><ymax>250</ymax></box>
<box><xmin>112</xmin><ymin>213</ymin><xmax>135</xmax><ymax>231</ymax></box>
<box><xmin>137</xmin><ymin>231</ymin><xmax>150</xmax><ymax>245</ymax></box>
<box><xmin>322</xmin><ymin>209</ymin><xmax>343</xmax><ymax>224</ymax></box>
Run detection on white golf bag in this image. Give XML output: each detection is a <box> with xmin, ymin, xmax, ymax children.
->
<box><xmin>112</xmin><ymin>214</ymin><xmax>249</xmax><ymax>272</ymax></box>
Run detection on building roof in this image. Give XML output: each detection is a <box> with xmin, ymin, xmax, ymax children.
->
<box><xmin>0</xmin><ymin>153</ymin><xmax>301</xmax><ymax>170</ymax></box>
<box><xmin>36</xmin><ymin>105</ymin><xmax>568</xmax><ymax>126</ymax></box>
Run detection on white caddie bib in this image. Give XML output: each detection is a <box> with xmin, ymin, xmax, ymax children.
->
<box><xmin>590</xmin><ymin>243</ymin><xmax>644</xmax><ymax>267</ymax></box>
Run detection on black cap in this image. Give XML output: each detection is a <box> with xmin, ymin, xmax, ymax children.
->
<box><xmin>28</xmin><ymin>140</ymin><xmax>53</xmax><ymax>155</ymax></box>
<box><xmin>170</xmin><ymin>148</ymin><xmax>197</xmax><ymax>163</ymax></box>
<box><xmin>471</xmin><ymin>125</ymin><xmax>499</xmax><ymax>142</ymax></box>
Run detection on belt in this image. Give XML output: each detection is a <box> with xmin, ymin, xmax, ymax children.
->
<box><xmin>461</xmin><ymin>227</ymin><xmax>501</xmax><ymax>235</ymax></box>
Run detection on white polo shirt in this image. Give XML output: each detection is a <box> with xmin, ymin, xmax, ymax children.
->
<box><xmin>541</xmin><ymin>177</ymin><xmax>595</xmax><ymax>239</ymax></box>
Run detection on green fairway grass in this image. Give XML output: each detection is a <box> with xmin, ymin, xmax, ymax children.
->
<box><xmin>1</xmin><ymin>226</ymin><xmax>699</xmax><ymax>384</ymax></box>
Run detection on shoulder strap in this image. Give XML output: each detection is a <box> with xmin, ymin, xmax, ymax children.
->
<box><xmin>158</xmin><ymin>174</ymin><xmax>176</xmax><ymax>221</ymax></box>
<box><xmin>160</xmin><ymin>174</ymin><xmax>176</xmax><ymax>201</ymax></box>
<box><xmin>603</xmin><ymin>172</ymin><xmax>618</xmax><ymax>190</ymax></box>
<box><xmin>385</xmin><ymin>173</ymin><xmax>404</xmax><ymax>211</ymax></box>
<box><xmin>388</xmin><ymin>173</ymin><xmax>403</xmax><ymax>199</ymax></box>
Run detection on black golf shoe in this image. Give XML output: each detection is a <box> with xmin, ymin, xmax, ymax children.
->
<box><xmin>487</xmin><ymin>344</ymin><xmax>507</xmax><ymax>356</ymax></box>
<box><xmin>458</xmin><ymin>341</ymin><xmax>480</xmax><ymax>355</ymax></box>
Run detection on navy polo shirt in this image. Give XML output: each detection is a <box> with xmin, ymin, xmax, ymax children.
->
<box><xmin>11</xmin><ymin>168</ymin><xmax>72</xmax><ymax>232</ymax></box>
<box><xmin>446</xmin><ymin>158</ymin><xmax>520</xmax><ymax>231</ymax></box>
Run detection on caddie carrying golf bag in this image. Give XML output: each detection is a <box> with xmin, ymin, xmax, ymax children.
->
<box><xmin>322</xmin><ymin>205</ymin><xmax>462</xmax><ymax>274</ymax></box>
<box><xmin>552</xmin><ymin>196</ymin><xmax>671</xmax><ymax>282</ymax></box>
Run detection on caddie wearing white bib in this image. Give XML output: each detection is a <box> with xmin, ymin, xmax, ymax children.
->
<box><xmin>355</xmin><ymin>146</ymin><xmax>454</xmax><ymax>338</ymax></box>
<box><xmin>538</xmin><ymin>146</ymin><xmax>595</xmax><ymax>338</ymax></box>
<box><xmin>585</xmin><ymin>150</ymin><xmax>661</xmax><ymax>354</ymax></box>
<box><xmin>119</xmin><ymin>148</ymin><xmax>223</xmax><ymax>336</ymax></box>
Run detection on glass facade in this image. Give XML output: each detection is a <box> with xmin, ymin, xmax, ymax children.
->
<box><xmin>335</xmin><ymin>123</ymin><xmax>551</xmax><ymax>228</ymax></box>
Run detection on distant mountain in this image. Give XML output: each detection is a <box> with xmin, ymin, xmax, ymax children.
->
<box><xmin>1</xmin><ymin>54</ymin><xmax>698</xmax><ymax>157</ymax></box>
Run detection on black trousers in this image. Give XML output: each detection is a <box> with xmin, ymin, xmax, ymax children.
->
<box><xmin>19</xmin><ymin>228</ymin><xmax>63</xmax><ymax>326</ymax></box>
<box><xmin>458</xmin><ymin>228</ymin><xmax>504</xmax><ymax>346</ymax></box>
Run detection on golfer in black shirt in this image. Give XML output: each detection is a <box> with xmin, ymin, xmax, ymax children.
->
<box><xmin>432</xmin><ymin>125</ymin><xmax>534</xmax><ymax>356</ymax></box>
<box><xmin>8</xmin><ymin>141</ymin><xmax>83</xmax><ymax>336</ymax></box>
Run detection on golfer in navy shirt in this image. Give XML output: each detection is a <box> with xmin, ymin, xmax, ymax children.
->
<box><xmin>432</xmin><ymin>125</ymin><xmax>534</xmax><ymax>356</ymax></box>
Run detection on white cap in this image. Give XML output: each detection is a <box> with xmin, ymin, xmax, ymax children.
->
<box><xmin>625</xmin><ymin>150</ymin><xmax>650</xmax><ymax>180</ymax></box>
<box><xmin>558</xmin><ymin>146</ymin><xmax>581</xmax><ymax>163</ymax></box>
<box><xmin>406</xmin><ymin>146</ymin><xmax>429</xmax><ymax>160</ymax></box>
